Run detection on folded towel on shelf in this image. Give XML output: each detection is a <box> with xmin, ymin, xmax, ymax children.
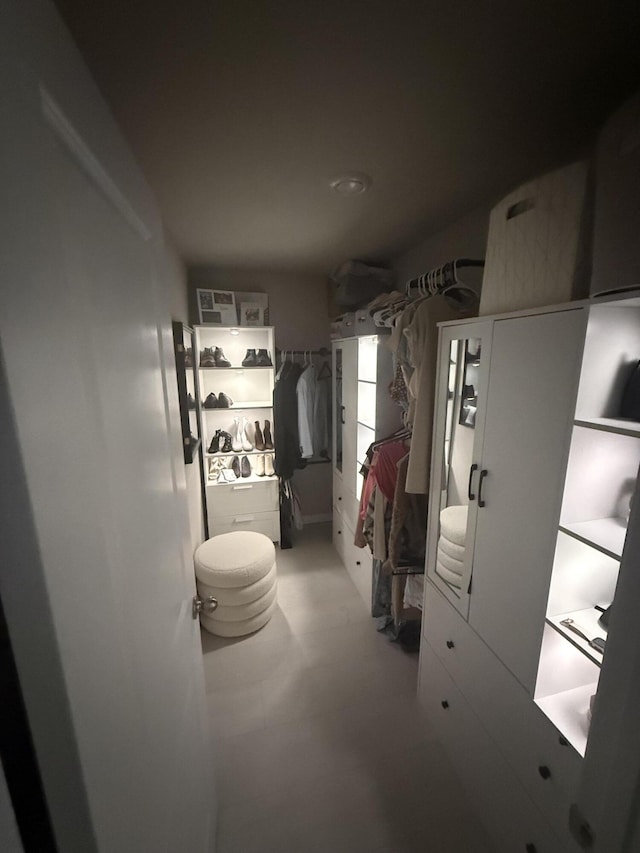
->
<box><xmin>437</xmin><ymin>535</ymin><xmax>466</xmax><ymax>562</ymax></box>
<box><xmin>436</xmin><ymin>559</ymin><xmax>463</xmax><ymax>589</ymax></box>
<box><xmin>439</xmin><ymin>505</ymin><xmax>468</xmax><ymax>547</ymax></box>
<box><xmin>436</xmin><ymin>546</ymin><xmax>465</xmax><ymax>577</ymax></box>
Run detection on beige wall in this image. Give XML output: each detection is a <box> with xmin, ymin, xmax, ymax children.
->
<box><xmin>188</xmin><ymin>266</ymin><xmax>333</xmax><ymax>519</ymax></box>
<box><xmin>392</xmin><ymin>204</ymin><xmax>490</xmax><ymax>284</ymax></box>
<box><xmin>165</xmin><ymin>240</ymin><xmax>206</xmax><ymax>553</ymax></box>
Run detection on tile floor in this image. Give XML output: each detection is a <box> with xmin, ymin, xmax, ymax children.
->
<box><xmin>202</xmin><ymin>523</ymin><xmax>494</xmax><ymax>853</ymax></box>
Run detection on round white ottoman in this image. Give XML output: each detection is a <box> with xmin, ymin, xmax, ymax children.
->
<box><xmin>195</xmin><ymin>531</ymin><xmax>277</xmax><ymax>638</ymax></box>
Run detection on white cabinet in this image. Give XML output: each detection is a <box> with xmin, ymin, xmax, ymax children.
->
<box><xmin>332</xmin><ymin>335</ymin><xmax>397</xmax><ymax>607</ymax></box>
<box><xmin>419</xmin><ymin>294</ymin><xmax>640</xmax><ymax>853</ymax></box>
<box><xmin>194</xmin><ymin>325</ymin><xmax>279</xmax><ymax>541</ymax></box>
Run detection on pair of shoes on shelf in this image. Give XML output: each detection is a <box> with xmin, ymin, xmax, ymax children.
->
<box><xmin>232</xmin><ymin>417</ymin><xmax>253</xmax><ymax>452</ymax></box>
<box><xmin>208</xmin><ymin>430</ymin><xmax>233</xmax><ymax>453</ymax></box>
<box><xmin>203</xmin><ymin>392</ymin><xmax>233</xmax><ymax>409</ymax></box>
<box><xmin>200</xmin><ymin>347</ymin><xmax>231</xmax><ymax>368</ymax></box>
<box><xmin>230</xmin><ymin>455</ymin><xmax>251</xmax><ymax>478</ymax></box>
<box><xmin>242</xmin><ymin>348</ymin><xmax>273</xmax><ymax>367</ymax></box>
<box><xmin>253</xmin><ymin>420</ymin><xmax>273</xmax><ymax>450</ymax></box>
<box><xmin>254</xmin><ymin>453</ymin><xmax>275</xmax><ymax>477</ymax></box>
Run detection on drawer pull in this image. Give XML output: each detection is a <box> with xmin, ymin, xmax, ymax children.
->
<box><xmin>338</xmin><ymin>496</ymin><xmax>342</xmax><ymax>501</ymax></box>
<box><xmin>233</xmin><ymin>515</ymin><xmax>256</xmax><ymax>523</ymax></box>
<box><xmin>446</xmin><ymin>640</ymin><xmax>455</xmax><ymax>649</ymax></box>
<box><xmin>338</xmin><ymin>530</ymin><xmax>342</xmax><ymax>535</ymax></box>
<box><xmin>525</xmin><ymin>845</ymin><xmax>537</xmax><ymax>853</ymax></box>
<box><xmin>356</xmin><ymin>561</ymin><xmax>361</xmax><ymax>566</ymax></box>
<box><xmin>232</xmin><ymin>485</ymin><xmax>253</xmax><ymax>491</ymax></box>
<box><xmin>538</xmin><ymin>765</ymin><xmax>551</xmax><ymax>780</ymax></box>
<box><xmin>441</xmin><ymin>700</ymin><xmax>449</xmax><ymax>709</ymax></box>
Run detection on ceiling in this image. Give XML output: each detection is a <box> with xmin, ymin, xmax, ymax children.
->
<box><xmin>55</xmin><ymin>0</ymin><xmax>640</xmax><ymax>274</ymax></box>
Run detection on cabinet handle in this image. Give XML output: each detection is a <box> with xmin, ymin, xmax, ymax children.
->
<box><xmin>446</xmin><ymin>640</ymin><xmax>455</xmax><ymax>649</ymax></box>
<box><xmin>478</xmin><ymin>468</ymin><xmax>488</xmax><ymax>507</ymax></box>
<box><xmin>233</xmin><ymin>515</ymin><xmax>255</xmax><ymax>523</ymax></box>
<box><xmin>467</xmin><ymin>463</ymin><xmax>478</xmax><ymax>500</ymax></box>
<box><xmin>441</xmin><ymin>700</ymin><xmax>449</xmax><ymax>709</ymax></box>
<box><xmin>538</xmin><ymin>765</ymin><xmax>551</xmax><ymax>780</ymax></box>
<box><xmin>232</xmin><ymin>485</ymin><xmax>253</xmax><ymax>491</ymax></box>
<box><xmin>341</xmin><ymin>405</ymin><xmax>346</xmax><ymax>425</ymax></box>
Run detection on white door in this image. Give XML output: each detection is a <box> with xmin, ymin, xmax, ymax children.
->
<box><xmin>341</xmin><ymin>338</ymin><xmax>359</xmax><ymax>498</ymax></box>
<box><xmin>468</xmin><ymin>309</ymin><xmax>587</xmax><ymax>693</ymax></box>
<box><xmin>0</xmin><ymin>3</ymin><xmax>214</xmax><ymax>851</ymax></box>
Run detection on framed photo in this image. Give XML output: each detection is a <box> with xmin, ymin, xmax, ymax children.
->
<box><xmin>196</xmin><ymin>289</ymin><xmax>238</xmax><ymax>325</ymax></box>
<box><xmin>240</xmin><ymin>303</ymin><xmax>265</xmax><ymax>327</ymax></box>
<box><xmin>238</xmin><ymin>292</ymin><xmax>269</xmax><ymax>325</ymax></box>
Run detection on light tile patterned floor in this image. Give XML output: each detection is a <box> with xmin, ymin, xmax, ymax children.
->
<box><xmin>202</xmin><ymin>523</ymin><xmax>494</xmax><ymax>853</ymax></box>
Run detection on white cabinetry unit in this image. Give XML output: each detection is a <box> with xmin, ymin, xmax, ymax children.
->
<box><xmin>194</xmin><ymin>326</ymin><xmax>279</xmax><ymax>541</ymax></box>
<box><xmin>332</xmin><ymin>336</ymin><xmax>397</xmax><ymax>607</ymax></box>
<box><xmin>419</xmin><ymin>294</ymin><xmax>640</xmax><ymax>853</ymax></box>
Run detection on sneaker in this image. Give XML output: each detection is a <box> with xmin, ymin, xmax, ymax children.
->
<box><xmin>231</xmin><ymin>456</ymin><xmax>241</xmax><ymax>478</ymax></box>
<box><xmin>263</xmin><ymin>420</ymin><xmax>274</xmax><ymax>449</ymax></box>
<box><xmin>241</xmin><ymin>455</ymin><xmax>251</xmax><ymax>478</ymax></box>
<box><xmin>214</xmin><ymin>347</ymin><xmax>232</xmax><ymax>367</ymax></box>
<box><xmin>203</xmin><ymin>392</ymin><xmax>218</xmax><ymax>409</ymax></box>
<box><xmin>217</xmin><ymin>392</ymin><xmax>233</xmax><ymax>408</ymax></box>
<box><xmin>254</xmin><ymin>420</ymin><xmax>265</xmax><ymax>450</ymax></box>
<box><xmin>200</xmin><ymin>347</ymin><xmax>216</xmax><ymax>367</ymax></box>
<box><xmin>256</xmin><ymin>349</ymin><xmax>273</xmax><ymax>367</ymax></box>
<box><xmin>255</xmin><ymin>454</ymin><xmax>265</xmax><ymax>476</ymax></box>
<box><xmin>242</xmin><ymin>348</ymin><xmax>257</xmax><ymax>367</ymax></box>
<box><xmin>264</xmin><ymin>453</ymin><xmax>275</xmax><ymax>477</ymax></box>
<box><xmin>207</xmin><ymin>430</ymin><xmax>222</xmax><ymax>453</ymax></box>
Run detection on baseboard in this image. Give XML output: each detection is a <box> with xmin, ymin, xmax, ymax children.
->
<box><xmin>302</xmin><ymin>513</ymin><xmax>332</xmax><ymax>524</ymax></box>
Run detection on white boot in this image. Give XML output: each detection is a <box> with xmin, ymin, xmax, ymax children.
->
<box><xmin>255</xmin><ymin>454</ymin><xmax>265</xmax><ymax>476</ymax></box>
<box><xmin>264</xmin><ymin>453</ymin><xmax>275</xmax><ymax>477</ymax></box>
<box><xmin>231</xmin><ymin>417</ymin><xmax>243</xmax><ymax>452</ymax></box>
<box><xmin>241</xmin><ymin>417</ymin><xmax>253</xmax><ymax>451</ymax></box>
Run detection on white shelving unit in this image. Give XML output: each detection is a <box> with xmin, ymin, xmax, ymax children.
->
<box><xmin>535</xmin><ymin>302</ymin><xmax>640</xmax><ymax>757</ymax></box>
<box><xmin>194</xmin><ymin>325</ymin><xmax>279</xmax><ymax>541</ymax></box>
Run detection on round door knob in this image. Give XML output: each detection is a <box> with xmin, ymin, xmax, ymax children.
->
<box><xmin>441</xmin><ymin>700</ymin><xmax>449</xmax><ymax>709</ymax></box>
<box><xmin>446</xmin><ymin>640</ymin><xmax>455</xmax><ymax>649</ymax></box>
<box><xmin>538</xmin><ymin>765</ymin><xmax>551</xmax><ymax>780</ymax></box>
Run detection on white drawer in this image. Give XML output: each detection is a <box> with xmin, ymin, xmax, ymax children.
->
<box><xmin>423</xmin><ymin>583</ymin><xmax>581</xmax><ymax>848</ymax></box>
<box><xmin>206</xmin><ymin>478</ymin><xmax>278</xmax><ymax>515</ymax></box>
<box><xmin>419</xmin><ymin>643</ymin><xmax>567</xmax><ymax>853</ymax></box>
<box><xmin>208</xmin><ymin>510</ymin><xmax>279</xmax><ymax>542</ymax></box>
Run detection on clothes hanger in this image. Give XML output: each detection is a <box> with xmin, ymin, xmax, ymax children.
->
<box><xmin>318</xmin><ymin>359</ymin><xmax>331</xmax><ymax>379</ymax></box>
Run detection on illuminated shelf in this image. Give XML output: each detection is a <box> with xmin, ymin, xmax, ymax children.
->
<box><xmin>559</xmin><ymin>517</ymin><xmax>627</xmax><ymax>560</ymax></box>
<box><xmin>546</xmin><ymin>608</ymin><xmax>607</xmax><ymax>667</ymax></box>
<box><xmin>202</xmin><ymin>401</ymin><xmax>272</xmax><ymax>410</ymax></box>
<box><xmin>574</xmin><ymin>417</ymin><xmax>640</xmax><ymax>438</ymax></box>
<box><xmin>536</xmin><ymin>683</ymin><xmax>596</xmax><ymax>758</ymax></box>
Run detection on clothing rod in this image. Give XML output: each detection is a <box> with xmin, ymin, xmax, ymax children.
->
<box><xmin>276</xmin><ymin>347</ymin><xmax>331</xmax><ymax>356</ymax></box>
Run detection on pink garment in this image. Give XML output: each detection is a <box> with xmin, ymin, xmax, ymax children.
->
<box><xmin>359</xmin><ymin>451</ymin><xmax>379</xmax><ymax>521</ymax></box>
<box><xmin>372</xmin><ymin>440</ymin><xmax>408</xmax><ymax>504</ymax></box>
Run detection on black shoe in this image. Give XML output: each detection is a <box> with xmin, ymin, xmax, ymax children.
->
<box><xmin>242</xmin><ymin>348</ymin><xmax>257</xmax><ymax>367</ymax></box>
<box><xmin>241</xmin><ymin>455</ymin><xmax>251</xmax><ymax>478</ymax></box>
<box><xmin>214</xmin><ymin>347</ymin><xmax>231</xmax><ymax>367</ymax></box>
<box><xmin>263</xmin><ymin>419</ymin><xmax>274</xmax><ymax>449</ymax></box>
<box><xmin>462</xmin><ymin>384</ymin><xmax>476</xmax><ymax>399</ymax></box>
<box><xmin>217</xmin><ymin>392</ymin><xmax>233</xmax><ymax>408</ymax></box>
<box><xmin>256</xmin><ymin>349</ymin><xmax>273</xmax><ymax>367</ymax></box>
<box><xmin>219</xmin><ymin>431</ymin><xmax>233</xmax><ymax>453</ymax></box>
<box><xmin>200</xmin><ymin>347</ymin><xmax>216</xmax><ymax>367</ymax></box>
<box><xmin>231</xmin><ymin>456</ymin><xmax>241</xmax><ymax>478</ymax></box>
<box><xmin>208</xmin><ymin>430</ymin><xmax>222</xmax><ymax>453</ymax></box>
<box><xmin>187</xmin><ymin>393</ymin><xmax>196</xmax><ymax>409</ymax></box>
<box><xmin>203</xmin><ymin>392</ymin><xmax>218</xmax><ymax>408</ymax></box>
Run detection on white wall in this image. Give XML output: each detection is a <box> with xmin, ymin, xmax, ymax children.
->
<box><xmin>189</xmin><ymin>266</ymin><xmax>333</xmax><ymax>519</ymax></box>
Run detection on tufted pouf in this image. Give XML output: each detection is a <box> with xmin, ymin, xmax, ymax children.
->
<box><xmin>194</xmin><ymin>531</ymin><xmax>277</xmax><ymax>637</ymax></box>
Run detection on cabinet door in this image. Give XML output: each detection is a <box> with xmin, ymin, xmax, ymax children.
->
<box><xmin>426</xmin><ymin>321</ymin><xmax>492</xmax><ymax>617</ymax></box>
<box><xmin>468</xmin><ymin>310</ymin><xmax>587</xmax><ymax>692</ymax></box>
<box><xmin>341</xmin><ymin>339</ymin><xmax>359</xmax><ymax>498</ymax></box>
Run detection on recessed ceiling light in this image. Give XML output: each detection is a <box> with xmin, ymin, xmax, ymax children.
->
<box><xmin>329</xmin><ymin>172</ymin><xmax>372</xmax><ymax>195</ymax></box>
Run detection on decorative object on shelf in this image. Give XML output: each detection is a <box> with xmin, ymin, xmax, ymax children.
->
<box><xmin>254</xmin><ymin>421</ymin><xmax>265</xmax><ymax>450</ymax></box>
<box><xmin>196</xmin><ymin>289</ymin><xmax>238</xmax><ymax>325</ymax></box>
<box><xmin>204</xmin><ymin>392</ymin><xmax>218</xmax><ymax>409</ymax></box>
<box><xmin>238</xmin><ymin>292</ymin><xmax>269</xmax><ymax>326</ymax></box>
<box><xmin>240</xmin><ymin>303</ymin><xmax>265</xmax><ymax>327</ymax></box>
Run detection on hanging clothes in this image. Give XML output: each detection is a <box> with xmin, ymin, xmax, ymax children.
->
<box><xmin>296</xmin><ymin>363</ymin><xmax>317</xmax><ymax>458</ymax></box>
<box><xmin>273</xmin><ymin>361</ymin><xmax>305</xmax><ymax>480</ymax></box>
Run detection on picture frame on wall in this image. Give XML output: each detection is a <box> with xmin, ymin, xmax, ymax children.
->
<box><xmin>196</xmin><ymin>289</ymin><xmax>238</xmax><ymax>325</ymax></box>
<box><xmin>237</xmin><ymin>292</ymin><xmax>269</xmax><ymax>325</ymax></box>
<box><xmin>240</xmin><ymin>303</ymin><xmax>265</xmax><ymax>327</ymax></box>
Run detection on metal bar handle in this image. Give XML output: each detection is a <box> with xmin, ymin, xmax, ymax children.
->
<box><xmin>468</xmin><ymin>463</ymin><xmax>478</xmax><ymax>500</ymax></box>
<box><xmin>478</xmin><ymin>469</ymin><xmax>488</xmax><ymax>508</ymax></box>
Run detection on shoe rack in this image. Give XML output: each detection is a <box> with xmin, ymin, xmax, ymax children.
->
<box><xmin>193</xmin><ymin>326</ymin><xmax>280</xmax><ymax>542</ymax></box>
